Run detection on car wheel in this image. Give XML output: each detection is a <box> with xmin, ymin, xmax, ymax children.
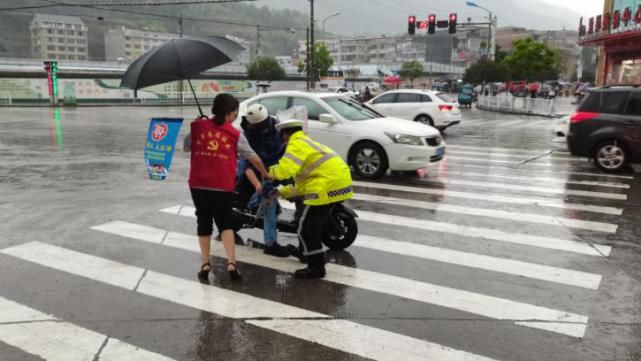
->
<box><xmin>593</xmin><ymin>141</ymin><xmax>627</xmax><ymax>172</ymax></box>
<box><xmin>349</xmin><ymin>142</ymin><xmax>388</xmax><ymax>179</ymax></box>
<box><xmin>414</xmin><ymin>114</ymin><xmax>434</xmax><ymax>127</ymax></box>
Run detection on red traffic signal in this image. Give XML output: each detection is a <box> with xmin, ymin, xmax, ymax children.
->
<box><xmin>418</xmin><ymin>21</ymin><xmax>427</xmax><ymax>30</ymax></box>
<box><xmin>449</xmin><ymin>13</ymin><xmax>458</xmax><ymax>33</ymax></box>
<box><xmin>428</xmin><ymin>14</ymin><xmax>436</xmax><ymax>34</ymax></box>
<box><xmin>408</xmin><ymin>15</ymin><xmax>416</xmax><ymax>35</ymax></box>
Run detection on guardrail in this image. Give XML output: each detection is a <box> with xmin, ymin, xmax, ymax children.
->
<box><xmin>476</xmin><ymin>94</ymin><xmax>555</xmax><ymax>117</ymax></box>
<box><xmin>0</xmin><ymin>93</ymin><xmax>11</xmax><ymax>105</ymax></box>
<box><xmin>138</xmin><ymin>91</ymin><xmax>255</xmax><ymax>105</ymax></box>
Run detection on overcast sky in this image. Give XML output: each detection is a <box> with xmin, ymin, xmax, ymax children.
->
<box><xmin>540</xmin><ymin>0</ymin><xmax>604</xmax><ymax>18</ymax></box>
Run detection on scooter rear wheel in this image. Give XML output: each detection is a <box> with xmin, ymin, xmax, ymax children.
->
<box><xmin>322</xmin><ymin>214</ymin><xmax>358</xmax><ymax>250</ymax></box>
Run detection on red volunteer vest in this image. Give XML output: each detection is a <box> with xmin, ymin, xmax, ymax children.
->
<box><xmin>188</xmin><ymin>117</ymin><xmax>240</xmax><ymax>192</ymax></box>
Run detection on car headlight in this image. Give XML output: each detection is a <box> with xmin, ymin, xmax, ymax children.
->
<box><xmin>385</xmin><ymin>133</ymin><xmax>424</xmax><ymax>146</ymax></box>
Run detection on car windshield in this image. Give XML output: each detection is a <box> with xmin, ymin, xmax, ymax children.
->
<box><xmin>323</xmin><ymin>97</ymin><xmax>381</xmax><ymax>121</ymax></box>
<box><xmin>436</xmin><ymin>93</ymin><xmax>454</xmax><ymax>103</ymax></box>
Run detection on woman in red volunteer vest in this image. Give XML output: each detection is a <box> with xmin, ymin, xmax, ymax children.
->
<box><xmin>185</xmin><ymin>93</ymin><xmax>269</xmax><ymax>281</ymax></box>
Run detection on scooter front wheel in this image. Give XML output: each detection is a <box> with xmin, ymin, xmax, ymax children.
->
<box><xmin>322</xmin><ymin>214</ymin><xmax>358</xmax><ymax>250</ymax></box>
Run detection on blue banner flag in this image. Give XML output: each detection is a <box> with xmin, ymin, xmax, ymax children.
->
<box><xmin>144</xmin><ymin>118</ymin><xmax>183</xmax><ymax>180</ymax></box>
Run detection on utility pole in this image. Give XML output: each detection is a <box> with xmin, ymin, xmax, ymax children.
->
<box><xmin>256</xmin><ymin>26</ymin><xmax>260</xmax><ymax>56</ymax></box>
<box><xmin>306</xmin><ymin>27</ymin><xmax>310</xmax><ymax>90</ymax></box>
<box><xmin>178</xmin><ymin>14</ymin><xmax>184</xmax><ymax>103</ymax></box>
<box><xmin>309</xmin><ymin>0</ymin><xmax>315</xmax><ymax>89</ymax></box>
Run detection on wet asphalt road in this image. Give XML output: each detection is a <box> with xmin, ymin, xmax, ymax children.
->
<box><xmin>1</xmin><ymin>100</ymin><xmax>641</xmax><ymax>361</ymax></box>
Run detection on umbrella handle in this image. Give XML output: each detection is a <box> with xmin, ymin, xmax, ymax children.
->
<box><xmin>187</xmin><ymin>78</ymin><xmax>204</xmax><ymax>117</ymax></box>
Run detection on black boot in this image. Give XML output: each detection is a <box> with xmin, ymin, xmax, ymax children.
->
<box><xmin>286</xmin><ymin>244</ymin><xmax>306</xmax><ymax>263</ymax></box>
<box><xmin>264</xmin><ymin>242</ymin><xmax>291</xmax><ymax>258</ymax></box>
<box><xmin>294</xmin><ymin>253</ymin><xmax>326</xmax><ymax>279</ymax></box>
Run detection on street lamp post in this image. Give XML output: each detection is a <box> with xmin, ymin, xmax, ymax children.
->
<box><xmin>466</xmin><ymin>1</ymin><xmax>495</xmax><ymax>61</ymax></box>
<box><xmin>321</xmin><ymin>12</ymin><xmax>340</xmax><ymax>42</ymax></box>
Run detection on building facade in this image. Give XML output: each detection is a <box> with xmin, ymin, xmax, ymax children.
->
<box><xmin>30</xmin><ymin>14</ymin><xmax>88</xmax><ymax>61</ymax></box>
<box><xmin>578</xmin><ymin>0</ymin><xmax>641</xmax><ymax>85</ymax></box>
<box><xmin>105</xmin><ymin>27</ymin><xmax>176</xmax><ymax>62</ymax></box>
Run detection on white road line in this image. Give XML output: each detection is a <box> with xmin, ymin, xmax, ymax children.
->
<box><xmin>447</xmin><ymin>145</ymin><xmax>573</xmax><ymax>157</ymax></box>
<box><xmin>0</xmin><ymin>296</ymin><xmax>175</xmax><ymax>361</ymax></box>
<box><xmin>353</xmin><ymin>193</ymin><xmax>617</xmax><ymax>233</ymax></box>
<box><xmin>353</xmin><ymin>181</ymin><xmax>623</xmax><ymax>216</ymax></box>
<box><xmin>94</xmin><ymin>222</ymin><xmax>590</xmax><ymax>338</ymax></box>
<box><xmin>436</xmin><ymin>170</ymin><xmax>630</xmax><ymax>189</ymax></box>
<box><xmin>450</xmin><ymin>150</ymin><xmax>582</xmax><ymax>162</ymax></box>
<box><xmin>272</xmin><ymin>203</ymin><xmax>612</xmax><ymax>257</ymax></box>
<box><xmin>1</xmin><ymin>242</ymin><xmax>499</xmax><ymax>361</ymax></box>
<box><xmin>417</xmin><ymin>178</ymin><xmax>628</xmax><ymax>200</ymax></box>
<box><xmin>97</xmin><ymin>221</ymin><xmax>604</xmax><ymax>290</ymax></box>
<box><xmin>441</xmin><ymin>161</ymin><xmax>635</xmax><ymax>180</ymax></box>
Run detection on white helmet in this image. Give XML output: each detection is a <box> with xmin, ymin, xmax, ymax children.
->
<box><xmin>245</xmin><ymin>104</ymin><xmax>269</xmax><ymax>124</ymax></box>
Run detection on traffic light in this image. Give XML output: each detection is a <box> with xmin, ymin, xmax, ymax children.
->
<box><xmin>44</xmin><ymin>61</ymin><xmax>51</xmax><ymax>72</ymax></box>
<box><xmin>418</xmin><ymin>21</ymin><xmax>427</xmax><ymax>30</ymax></box>
<box><xmin>428</xmin><ymin>14</ymin><xmax>436</xmax><ymax>34</ymax></box>
<box><xmin>51</xmin><ymin>61</ymin><xmax>58</xmax><ymax>73</ymax></box>
<box><xmin>408</xmin><ymin>15</ymin><xmax>416</xmax><ymax>35</ymax></box>
<box><xmin>449</xmin><ymin>13</ymin><xmax>458</xmax><ymax>34</ymax></box>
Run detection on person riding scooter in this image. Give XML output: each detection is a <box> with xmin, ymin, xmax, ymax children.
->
<box><xmin>269</xmin><ymin>119</ymin><xmax>354</xmax><ymax>279</ymax></box>
<box><xmin>237</xmin><ymin>104</ymin><xmax>290</xmax><ymax>257</ymax></box>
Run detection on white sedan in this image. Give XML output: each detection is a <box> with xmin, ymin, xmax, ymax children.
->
<box><xmin>238</xmin><ymin>91</ymin><xmax>446</xmax><ymax>179</ymax></box>
<box><xmin>366</xmin><ymin>89</ymin><xmax>462</xmax><ymax>131</ymax></box>
<box><xmin>325</xmin><ymin>86</ymin><xmax>358</xmax><ymax>99</ymax></box>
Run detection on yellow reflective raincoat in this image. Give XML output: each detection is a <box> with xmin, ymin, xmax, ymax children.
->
<box><xmin>269</xmin><ymin>131</ymin><xmax>353</xmax><ymax>206</ymax></box>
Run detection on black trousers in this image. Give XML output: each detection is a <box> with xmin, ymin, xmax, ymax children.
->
<box><xmin>297</xmin><ymin>204</ymin><xmax>332</xmax><ymax>257</ymax></box>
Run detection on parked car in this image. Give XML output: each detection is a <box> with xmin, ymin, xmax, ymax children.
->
<box><xmin>555</xmin><ymin>115</ymin><xmax>570</xmax><ymax>137</ymax></box>
<box><xmin>567</xmin><ymin>85</ymin><xmax>641</xmax><ymax>172</ymax></box>
<box><xmin>325</xmin><ymin>86</ymin><xmax>359</xmax><ymax>99</ymax></box>
<box><xmin>238</xmin><ymin>91</ymin><xmax>446</xmax><ymax>179</ymax></box>
<box><xmin>365</xmin><ymin>90</ymin><xmax>462</xmax><ymax>131</ymax></box>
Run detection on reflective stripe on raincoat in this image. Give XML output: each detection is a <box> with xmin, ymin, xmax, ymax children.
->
<box><xmin>269</xmin><ymin>131</ymin><xmax>353</xmax><ymax>206</ymax></box>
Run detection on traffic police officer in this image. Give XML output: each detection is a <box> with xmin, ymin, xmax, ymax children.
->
<box><xmin>269</xmin><ymin>119</ymin><xmax>353</xmax><ymax>279</ymax></box>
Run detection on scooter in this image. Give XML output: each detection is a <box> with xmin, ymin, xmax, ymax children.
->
<box><xmin>230</xmin><ymin>184</ymin><xmax>358</xmax><ymax>251</ymax></box>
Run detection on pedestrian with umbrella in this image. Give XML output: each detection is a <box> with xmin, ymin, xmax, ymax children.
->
<box><xmin>120</xmin><ymin>37</ymin><xmax>267</xmax><ymax>281</ymax></box>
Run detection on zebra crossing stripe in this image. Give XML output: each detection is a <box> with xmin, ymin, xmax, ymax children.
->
<box><xmin>0</xmin><ymin>242</ymin><xmax>499</xmax><ymax>361</ymax></box>
<box><xmin>272</xmin><ymin>203</ymin><xmax>612</xmax><ymax>257</ymax></box>
<box><xmin>449</xmin><ymin>150</ymin><xmax>582</xmax><ymax>162</ymax></box>
<box><xmin>353</xmin><ymin>181</ymin><xmax>623</xmax><ymax>216</ymax></box>
<box><xmin>98</xmin><ymin>220</ymin><xmax>604</xmax><ymax>289</ymax></box>
<box><xmin>446</xmin><ymin>156</ymin><xmax>633</xmax><ymax>180</ymax></box>
<box><xmin>0</xmin><ymin>296</ymin><xmax>175</xmax><ymax>361</ymax></box>
<box><xmin>416</xmin><ymin>178</ymin><xmax>628</xmax><ymax>200</ymax></box>
<box><xmin>436</xmin><ymin>170</ymin><xmax>630</xmax><ymax>189</ymax></box>
<box><xmin>441</xmin><ymin>161</ymin><xmax>635</xmax><ymax>181</ymax></box>
<box><xmin>352</xmin><ymin>193</ymin><xmax>617</xmax><ymax>233</ymax></box>
<box><xmin>93</xmin><ymin>221</ymin><xmax>589</xmax><ymax>338</ymax></box>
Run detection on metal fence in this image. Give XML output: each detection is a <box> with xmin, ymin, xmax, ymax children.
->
<box><xmin>137</xmin><ymin>91</ymin><xmax>256</xmax><ymax>105</ymax></box>
<box><xmin>477</xmin><ymin>94</ymin><xmax>555</xmax><ymax>117</ymax></box>
<box><xmin>0</xmin><ymin>93</ymin><xmax>11</xmax><ymax>105</ymax></box>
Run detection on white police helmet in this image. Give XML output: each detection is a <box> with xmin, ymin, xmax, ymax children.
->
<box><xmin>245</xmin><ymin>104</ymin><xmax>269</xmax><ymax>124</ymax></box>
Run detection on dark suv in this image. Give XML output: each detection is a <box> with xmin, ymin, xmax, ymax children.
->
<box><xmin>567</xmin><ymin>86</ymin><xmax>641</xmax><ymax>172</ymax></box>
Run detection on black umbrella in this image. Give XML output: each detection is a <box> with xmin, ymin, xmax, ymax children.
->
<box><xmin>120</xmin><ymin>36</ymin><xmax>245</xmax><ymax>116</ymax></box>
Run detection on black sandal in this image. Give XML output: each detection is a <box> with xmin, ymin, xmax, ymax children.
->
<box><xmin>227</xmin><ymin>262</ymin><xmax>241</xmax><ymax>281</ymax></box>
<box><xmin>198</xmin><ymin>262</ymin><xmax>211</xmax><ymax>280</ymax></box>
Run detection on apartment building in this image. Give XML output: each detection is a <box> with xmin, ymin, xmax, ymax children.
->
<box><xmin>105</xmin><ymin>27</ymin><xmax>175</xmax><ymax>62</ymax></box>
<box><xmin>30</xmin><ymin>14</ymin><xmax>88</xmax><ymax>61</ymax></box>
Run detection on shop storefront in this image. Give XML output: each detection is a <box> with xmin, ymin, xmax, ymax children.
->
<box><xmin>578</xmin><ymin>0</ymin><xmax>641</xmax><ymax>85</ymax></box>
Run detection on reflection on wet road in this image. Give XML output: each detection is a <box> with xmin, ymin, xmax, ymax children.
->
<box><xmin>0</xmin><ymin>104</ymin><xmax>640</xmax><ymax>361</ymax></box>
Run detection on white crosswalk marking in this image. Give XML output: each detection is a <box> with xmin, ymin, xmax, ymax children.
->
<box><xmin>417</xmin><ymin>178</ymin><xmax>628</xmax><ymax>200</ymax></box>
<box><xmin>449</xmin><ymin>150</ymin><xmax>582</xmax><ymax>162</ymax></box>
<box><xmin>91</xmin><ymin>222</ymin><xmax>590</xmax><ymax>337</ymax></box>
<box><xmin>353</xmin><ymin>193</ymin><xmax>617</xmax><ymax>233</ymax></box>
<box><xmin>434</xmin><ymin>170</ymin><xmax>630</xmax><ymax>189</ymax></box>
<box><xmin>0</xmin><ymin>296</ymin><xmax>175</xmax><ymax>361</ymax></box>
<box><xmin>96</xmin><ymin>220</ymin><xmax>603</xmax><ymax>289</ymax></box>
<box><xmin>269</xmin><ymin>203</ymin><xmax>612</xmax><ymax>257</ymax></box>
<box><xmin>0</xmin><ymin>242</ymin><xmax>499</xmax><ymax>361</ymax></box>
<box><xmin>439</xmin><ymin>161</ymin><xmax>634</xmax><ymax>180</ymax></box>
<box><xmin>353</xmin><ymin>181</ymin><xmax>623</xmax><ymax>215</ymax></box>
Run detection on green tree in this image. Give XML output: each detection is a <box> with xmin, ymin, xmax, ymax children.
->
<box><xmin>399</xmin><ymin>60</ymin><xmax>424</xmax><ymax>87</ymax></box>
<box><xmin>502</xmin><ymin>37</ymin><xmax>562</xmax><ymax>81</ymax></box>
<box><xmin>315</xmin><ymin>43</ymin><xmax>334</xmax><ymax>77</ymax></box>
<box><xmin>494</xmin><ymin>45</ymin><xmax>508</xmax><ymax>63</ymax></box>
<box><xmin>247</xmin><ymin>56</ymin><xmax>286</xmax><ymax>81</ymax></box>
<box><xmin>464</xmin><ymin>59</ymin><xmax>511</xmax><ymax>84</ymax></box>
<box><xmin>297</xmin><ymin>59</ymin><xmax>306</xmax><ymax>74</ymax></box>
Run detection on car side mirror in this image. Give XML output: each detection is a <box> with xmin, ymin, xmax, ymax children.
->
<box><xmin>319</xmin><ymin>113</ymin><xmax>338</xmax><ymax>124</ymax></box>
